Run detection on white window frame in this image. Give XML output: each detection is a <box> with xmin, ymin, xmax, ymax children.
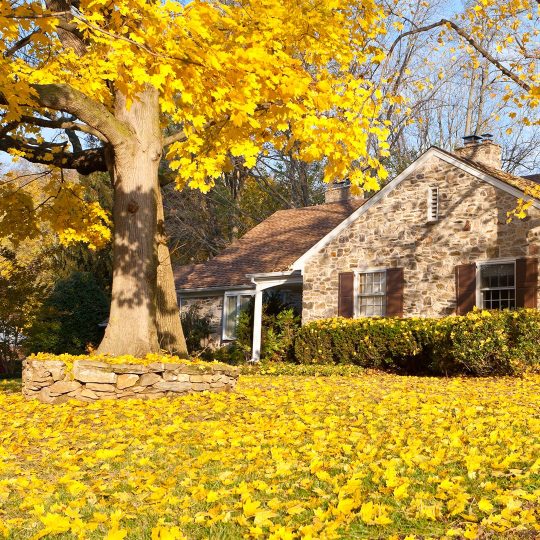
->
<box><xmin>222</xmin><ymin>291</ymin><xmax>255</xmax><ymax>341</ymax></box>
<box><xmin>427</xmin><ymin>186</ymin><xmax>439</xmax><ymax>222</ymax></box>
<box><xmin>475</xmin><ymin>258</ymin><xmax>516</xmax><ymax>310</ymax></box>
<box><xmin>354</xmin><ymin>268</ymin><xmax>387</xmax><ymax>318</ymax></box>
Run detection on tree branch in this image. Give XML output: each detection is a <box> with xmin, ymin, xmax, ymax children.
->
<box><xmin>19</xmin><ymin>114</ymin><xmax>107</xmax><ymax>141</ymax></box>
<box><xmin>0</xmin><ymin>135</ymin><xmax>107</xmax><ymax>175</ymax></box>
<box><xmin>0</xmin><ymin>83</ymin><xmax>133</xmax><ymax>146</ymax></box>
<box><xmin>387</xmin><ymin>19</ymin><xmax>532</xmax><ymax>92</ymax></box>
<box><xmin>3</xmin><ymin>30</ymin><xmax>41</xmax><ymax>58</ymax></box>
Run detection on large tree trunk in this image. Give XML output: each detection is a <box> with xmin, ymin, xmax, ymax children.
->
<box><xmin>156</xmin><ymin>187</ymin><xmax>189</xmax><ymax>357</ymax></box>
<box><xmin>98</xmin><ymin>87</ymin><xmax>162</xmax><ymax>356</ymax></box>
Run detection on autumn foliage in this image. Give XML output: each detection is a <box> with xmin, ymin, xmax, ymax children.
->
<box><xmin>1</xmin><ymin>373</ymin><xmax>540</xmax><ymax>538</ymax></box>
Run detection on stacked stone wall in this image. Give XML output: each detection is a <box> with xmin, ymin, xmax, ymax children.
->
<box><xmin>303</xmin><ymin>155</ymin><xmax>540</xmax><ymax>321</ymax></box>
<box><xmin>23</xmin><ymin>359</ymin><xmax>239</xmax><ymax>404</ymax></box>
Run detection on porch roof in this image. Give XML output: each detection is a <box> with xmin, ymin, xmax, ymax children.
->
<box><xmin>174</xmin><ymin>199</ymin><xmax>364</xmax><ymax>291</ymax></box>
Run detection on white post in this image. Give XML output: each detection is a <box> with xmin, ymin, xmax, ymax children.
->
<box><xmin>251</xmin><ymin>288</ymin><xmax>263</xmax><ymax>362</ymax></box>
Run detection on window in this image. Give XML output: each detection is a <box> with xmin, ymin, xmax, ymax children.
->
<box><xmin>427</xmin><ymin>186</ymin><xmax>439</xmax><ymax>222</ymax></box>
<box><xmin>223</xmin><ymin>292</ymin><xmax>253</xmax><ymax>340</ymax></box>
<box><xmin>357</xmin><ymin>270</ymin><xmax>386</xmax><ymax>317</ymax></box>
<box><xmin>478</xmin><ymin>262</ymin><xmax>515</xmax><ymax>310</ymax></box>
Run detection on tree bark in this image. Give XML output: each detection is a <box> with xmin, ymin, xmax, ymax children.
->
<box><xmin>98</xmin><ymin>86</ymin><xmax>162</xmax><ymax>356</ymax></box>
<box><xmin>156</xmin><ymin>187</ymin><xmax>189</xmax><ymax>357</ymax></box>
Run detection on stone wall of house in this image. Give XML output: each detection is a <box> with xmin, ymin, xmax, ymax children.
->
<box><xmin>23</xmin><ymin>359</ymin><xmax>239</xmax><ymax>404</ymax></box>
<box><xmin>303</xmin><ymin>154</ymin><xmax>540</xmax><ymax>322</ymax></box>
<box><xmin>179</xmin><ymin>295</ymin><xmax>223</xmax><ymax>348</ymax></box>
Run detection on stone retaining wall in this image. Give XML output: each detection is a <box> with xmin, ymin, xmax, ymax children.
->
<box><xmin>22</xmin><ymin>359</ymin><xmax>239</xmax><ymax>404</ymax></box>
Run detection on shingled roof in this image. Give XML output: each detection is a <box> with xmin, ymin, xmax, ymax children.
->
<box><xmin>437</xmin><ymin>146</ymin><xmax>540</xmax><ymax>196</ymax></box>
<box><xmin>174</xmin><ymin>199</ymin><xmax>365</xmax><ymax>290</ymax></box>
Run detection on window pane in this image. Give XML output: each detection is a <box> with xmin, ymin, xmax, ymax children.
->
<box><xmin>480</xmin><ymin>263</ymin><xmax>516</xmax><ymax>310</ymax></box>
<box><xmin>480</xmin><ymin>263</ymin><xmax>514</xmax><ymax>289</ymax></box>
<box><xmin>359</xmin><ymin>271</ymin><xmax>385</xmax><ymax>294</ymax></box>
<box><xmin>359</xmin><ymin>295</ymin><xmax>385</xmax><ymax>317</ymax></box>
<box><xmin>224</xmin><ymin>296</ymin><xmax>238</xmax><ymax>339</ymax></box>
<box><xmin>239</xmin><ymin>295</ymin><xmax>251</xmax><ymax>312</ymax></box>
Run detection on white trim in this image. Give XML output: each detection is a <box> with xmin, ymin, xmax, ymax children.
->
<box><xmin>290</xmin><ymin>147</ymin><xmax>540</xmax><ymax>272</ymax></box>
<box><xmin>251</xmin><ymin>288</ymin><xmax>264</xmax><ymax>362</ymax></box>
<box><xmin>353</xmin><ymin>266</ymin><xmax>388</xmax><ymax>274</ymax></box>
<box><xmin>246</xmin><ymin>271</ymin><xmax>302</xmax><ymax>280</ymax></box>
<box><xmin>179</xmin><ymin>285</ymin><xmax>253</xmax><ymax>295</ymax></box>
<box><xmin>249</xmin><ymin>274</ymin><xmax>302</xmax><ymax>291</ymax></box>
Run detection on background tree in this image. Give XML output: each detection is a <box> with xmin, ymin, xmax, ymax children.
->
<box><xmin>25</xmin><ymin>271</ymin><xmax>109</xmax><ymax>355</ymax></box>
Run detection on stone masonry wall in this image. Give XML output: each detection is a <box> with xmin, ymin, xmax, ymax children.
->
<box><xmin>303</xmin><ymin>154</ymin><xmax>540</xmax><ymax>321</ymax></box>
<box><xmin>23</xmin><ymin>359</ymin><xmax>239</xmax><ymax>404</ymax></box>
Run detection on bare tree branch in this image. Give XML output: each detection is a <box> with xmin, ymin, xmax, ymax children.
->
<box><xmin>387</xmin><ymin>19</ymin><xmax>532</xmax><ymax>92</ymax></box>
<box><xmin>3</xmin><ymin>30</ymin><xmax>41</xmax><ymax>58</ymax></box>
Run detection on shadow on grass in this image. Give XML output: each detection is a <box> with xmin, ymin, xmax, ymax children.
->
<box><xmin>0</xmin><ymin>378</ymin><xmax>22</xmax><ymax>393</ymax></box>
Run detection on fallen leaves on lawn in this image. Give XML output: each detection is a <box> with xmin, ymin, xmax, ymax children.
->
<box><xmin>0</xmin><ymin>374</ymin><xmax>540</xmax><ymax>538</ymax></box>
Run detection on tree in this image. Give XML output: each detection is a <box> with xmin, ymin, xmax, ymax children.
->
<box><xmin>0</xmin><ymin>0</ymin><xmax>391</xmax><ymax>356</ymax></box>
<box><xmin>25</xmin><ymin>271</ymin><xmax>109</xmax><ymax>355</ymax></box>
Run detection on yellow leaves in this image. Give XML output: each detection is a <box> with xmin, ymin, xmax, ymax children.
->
<box><xmin>151</xmin><ymin>525</ymin><xmax>186</xmax><ymax>540</ymax></box>
<box><xmin>0</xmin><ymin>168</ymin><xmax>111</xmax><ymax>251</ymax></box>
<box><xmin>359</xmin><ymin>501</ymin><xmax>392</xmax><ymax>525</ymax></box>
<box><xmin>32</xmin><ymin>513</ymin><xmax>71</xmax><ymax>539</ymax></box>
<box><xmin>336</xmin><ymin>497</ymin><xmax>356</xmax><ymax>514</ymax></box>
<box><xmin>104</xmin><ymin>528</ymin><xmax>128</xmax><ymax>540</ymax></box>
<box><xmin>253</xmin><ymin>509</ymin><xmax>278</xmax><ymax>527</ymax></box>
<box><xmin>3</xmin><ymin>373</ymin><xmax>540</xmax><ymax>537</ymax></box>
<box><xmin>243</xmin><ymin>499</ymin><xmax>261</xmax><ymax>517</ymax></box>
<box><xmin>478</xmin><ymin>498</ymin><xmax>495</xmax><ymax>513</ymax></box>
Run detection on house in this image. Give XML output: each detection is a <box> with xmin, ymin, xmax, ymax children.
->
<box><xmin>175</xmin><ymin>136</ymin><xmax>540</xmax><ymax>360</ymax></box>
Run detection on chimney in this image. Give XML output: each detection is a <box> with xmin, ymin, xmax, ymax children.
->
<box><xmin>325</xmin><ymin>181</ymin><xmax>364</xmax><ymax>204</ymax></box>
<box><xmin>453</xmin><ymin>134</ymin><xmax>502</xmax><ymax>170</ymax></box>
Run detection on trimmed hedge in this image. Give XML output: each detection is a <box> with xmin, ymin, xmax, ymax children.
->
<box><xmin>294</xmin><ymin>309</ymin><xmax>540</xmax><ymax>376</ymax></box>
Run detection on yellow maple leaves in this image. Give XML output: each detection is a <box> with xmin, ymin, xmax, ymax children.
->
<box><xmin>1</xmin><ymin>372</ymin><xmax>540</xmax><ymax>538</ymax></box>
<box><xmin>2</xmin><ymin>0</ymin><xmax>392</xmax><ymax>198</ymax></box>
<box><xmin>0</xmin><ymin>168</ymin><xmax>111</xmax><ymax>250</ymax></box>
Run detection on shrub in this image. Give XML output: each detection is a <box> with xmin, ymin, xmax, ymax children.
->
<box><xmin>25</xmin><ymin>272</ymin><xmax>109</xmax><ymax>355</ymax></box>
<box><xmin>180</xmin><ymin>306</ymin><xmax>212</xmax><ymax>354</ymax></box>
<box><xmin>235</xmin><ymin>292</ymin><xmax>301</xmax><ymax>362</ymax></box>
<box><xmin>294</xmin><ymin>309</ymin><xmax>540</xmax><ymax>376</ymax></box>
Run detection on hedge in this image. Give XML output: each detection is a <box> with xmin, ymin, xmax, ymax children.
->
<box><xmin>294</xmin><ymin>309</ymin><xmax>540</xmax><ymax>376</ymax></box>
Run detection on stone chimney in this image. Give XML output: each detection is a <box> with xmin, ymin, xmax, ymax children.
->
<box><xmin>325</xmin><ymin>181</ymin><xmax>364</xmax><ymax>204</ymax></box>
<box><xmin>453</xmin><ymin>134</ymin><xmax>502</xmax><ymax>169</ymax></box>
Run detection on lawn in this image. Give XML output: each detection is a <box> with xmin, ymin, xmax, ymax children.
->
<box><xmin>1</xmin><ymin>373</ymin><xmax>540</xmax><ymax>539</ymax></box>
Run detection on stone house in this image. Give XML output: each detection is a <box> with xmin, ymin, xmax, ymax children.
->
<box><xmin>175</xmin><ymin>137</ymin><xmax>540</xmax><ymax>360</ymax></box>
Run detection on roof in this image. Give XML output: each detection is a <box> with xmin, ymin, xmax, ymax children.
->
<box><xmin>523</xmin><ymin>174</ymin><xmax>540</xmax><ymax>184</ymax></box>
<box><xmin>175</xmin><ymin>146</ymin><xmax>540</xmax><ymax>292</ymax></box>
<box><xmin>174</xmin><ymin>199</ymin><xmax>365</xmax><ymax>290</ymax></box>
<box><xmin>443</xmin><ymin>150</ymin><xmax>540</xmax><ymax>196</ymax></box>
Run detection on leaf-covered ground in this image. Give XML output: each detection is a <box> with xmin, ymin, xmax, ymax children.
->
<box><xmin>1</xmin><ymin>373</ymin><xmax>540</xmax><ymax>539</ymax></box>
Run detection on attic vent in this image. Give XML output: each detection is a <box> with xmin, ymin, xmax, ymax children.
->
<box><xmin>427</xmin><ymin>186</ymin><xmax>439</xmax><ymax>222</ymax></box>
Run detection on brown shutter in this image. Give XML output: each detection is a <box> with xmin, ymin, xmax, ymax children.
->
<box><xmin>338</xmin><ymin>272</ymin><xmax>354</xmax><ymax>318</ymax></box>
<box><xmin>386</xmin><ymin>267</ymin><xmax>404</xmax><ymax>317</ymax></box>
<box><xmin>455</xmin><ymin>263</ymin><xmax>476</xmax><ymax>315</ymax></box>
<box><xmin>516</xmin><ymin>257</ymin><xmax>538</xmax><ymax>308</ymax></box>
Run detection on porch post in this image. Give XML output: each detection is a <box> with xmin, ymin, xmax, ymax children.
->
<box><xmin>251</xmin><ymin>288</ymin><xmax>263</xmax><ymax>362</ymax></box>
